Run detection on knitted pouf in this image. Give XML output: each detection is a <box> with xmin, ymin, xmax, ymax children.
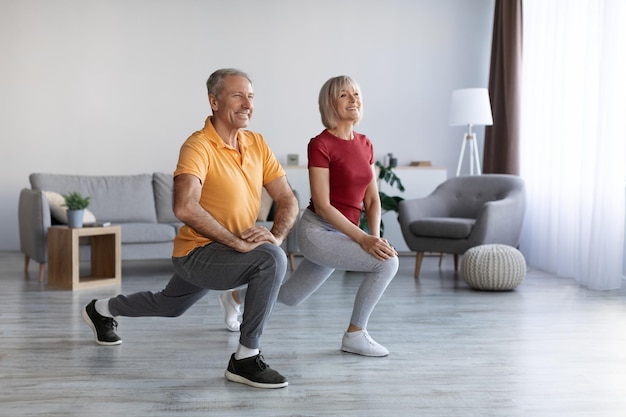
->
<box><xmin>461</xmin><ymin>244</ymin><xmax>526</xmax><ymax>291</ymax></box>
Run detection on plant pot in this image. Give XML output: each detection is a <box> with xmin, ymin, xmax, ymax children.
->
<box><xmin>67</xmin><ymin>209</ymin><xmax>85</xmax><ymax>228</ymax></box>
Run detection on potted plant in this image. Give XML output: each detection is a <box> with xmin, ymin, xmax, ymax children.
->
<box><xmin>62</xmin><ymin>191</ymin><xmax>91</xmax><ymax>228</ymax></box>
<box><xmin>359</xmin><ymin>160</ymin><xmax>405</xmax><ymax>236</ymax></box>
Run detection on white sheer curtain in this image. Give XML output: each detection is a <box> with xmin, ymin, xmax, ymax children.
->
<box><xmin>520</xmin><ymin>0</ymin><xmax>626</xmax><ymax>290</ymax></box>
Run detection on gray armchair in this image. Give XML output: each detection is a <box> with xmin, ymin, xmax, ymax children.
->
<box><xmin>398</xmin><ymin>174</ymin><xmax>526</xmax><ymax>278</ymax></box>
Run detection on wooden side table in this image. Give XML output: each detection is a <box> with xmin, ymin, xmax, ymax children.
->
<box><xmin>47</xmin><ymin>225</ymin><xmax>121</xmax><ymax>290</ymax></box>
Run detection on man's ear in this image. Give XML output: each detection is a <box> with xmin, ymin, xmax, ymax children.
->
<box><xmin>208</xmin><ymin>94</ymin><xmax>218</xmax><ymax>112</ymax></box>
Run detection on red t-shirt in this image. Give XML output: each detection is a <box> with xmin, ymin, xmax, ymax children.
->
<box><xmin>307</xmin><ymin>129</ymin><xmax>374</xmax><ymax>225</ymax></box>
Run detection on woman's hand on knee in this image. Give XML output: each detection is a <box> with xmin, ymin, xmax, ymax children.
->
<box><xmin>360</xmin><ymin>236</ymin><xmax>398</xmax><ymax>260</ymax></box>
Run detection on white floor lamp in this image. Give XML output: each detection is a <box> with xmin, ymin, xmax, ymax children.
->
<box><xmin>449</xmin><ymin>88</ymin><xmax>493</xmax><ymax>176</ymax></box>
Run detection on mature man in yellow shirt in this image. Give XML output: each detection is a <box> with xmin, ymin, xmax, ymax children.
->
<box><xmin>81</xmin><ymin>68</ymin><xmax>299</xmax><ymax>389</ymax></box>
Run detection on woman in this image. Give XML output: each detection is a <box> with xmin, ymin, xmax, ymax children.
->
<box><xmin>221</xmin><ymin>75</ymin><xmax>399</xmax><ymax>356</ymax></box>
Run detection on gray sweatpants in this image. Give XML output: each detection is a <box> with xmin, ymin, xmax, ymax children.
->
<box><xmin>108</xmin><ymin>242</ymin><xmax>287</xmax><ymax>349</ymax></box>
<box><xmin>278</xmin><ymin>209</ymin><xmax>399</xmax><ymax>328</ymax></box>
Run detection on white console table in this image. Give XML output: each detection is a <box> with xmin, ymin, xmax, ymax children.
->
<box><xmin>283</xmin><ymin>166</ymin><xmax>448</xmax><ymax>254</ymax></box>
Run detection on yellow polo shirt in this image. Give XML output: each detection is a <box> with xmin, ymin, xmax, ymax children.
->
<box><xmin>172</xmin><ymin>116</ymin><xmax>285</xmax><ymax>257</ymax></box>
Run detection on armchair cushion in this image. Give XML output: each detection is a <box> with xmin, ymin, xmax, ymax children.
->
<box><xmin>410</xmin><ymin>217</ymin><xmax>475</xmax><ymax>239</ymax></box>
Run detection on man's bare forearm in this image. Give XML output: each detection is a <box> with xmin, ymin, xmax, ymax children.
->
<box><xmin>173</xmin><ymin>174</ymin><xmax>249</xmax><ymax>251</ymax></box>
<box><xmin>270</xmin><ymin>195</ymin><xmax>299</xmax><ymax>244</ymax></box>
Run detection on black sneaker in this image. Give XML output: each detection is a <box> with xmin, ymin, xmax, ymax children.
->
<box><xmin>82</xmin><ymin>299</ymin><xmax>122</xmax><ymax>346</ymax></box>
<box><xmin>224</xmin><ymin>353</ymin><xmax>288</xmax><ymax>389</ymax></box>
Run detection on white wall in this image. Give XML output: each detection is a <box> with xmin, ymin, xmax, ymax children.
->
<box><xmin>0</xmin><ymin>0</ymin><xmax>495</xmax><ymax>250</ymax></box>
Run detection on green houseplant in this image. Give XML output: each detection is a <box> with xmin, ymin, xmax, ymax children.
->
<box><xmin>62</xmin><ymin>192</ymin><xmax>91</xmax><ymax>228</ymax></box>
<box><xmin>359</xmin><ymin>160</ymin><xmax>405</xmax><ymax>236</ymax></box>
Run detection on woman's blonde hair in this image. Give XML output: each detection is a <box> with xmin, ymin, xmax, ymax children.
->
<box><xmin>318</xmin><ymin>75</ymin><xmax>363</xmax><ymax>129</ymax></box>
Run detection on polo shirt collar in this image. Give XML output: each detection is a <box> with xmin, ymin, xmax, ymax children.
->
<box><xmin>202</xmin><ymin>115</ymin><xmax>251</xmax><ymax>150</ymax></box>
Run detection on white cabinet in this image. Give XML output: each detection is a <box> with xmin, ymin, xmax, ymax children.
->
<box><xmin>283</xmin><ymin>166</ymin><xmax>447</xmax><ymax>253</ymax></box>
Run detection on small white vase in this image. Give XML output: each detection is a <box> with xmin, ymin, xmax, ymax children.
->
<box><xmin>67</xmin><ymin>209</ymin><xmax>85</xmax><ymax>228</ymax></box>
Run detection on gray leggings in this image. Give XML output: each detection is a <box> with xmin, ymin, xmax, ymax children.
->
<box><xmin>241</xmin><ymin>209</ymin><xmax>399</xmax><ymax>328</ymax></box>
<box><xmin>108</xmin><ymin>242</ymin><xmax>287</xmax><ymax>349</ymax></box>
<box><xmin>281</xmin><ymin>209</ymin><xmax>399</xmax><ymax>328</ymax></box>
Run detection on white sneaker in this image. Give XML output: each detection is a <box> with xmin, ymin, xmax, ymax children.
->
<box><xmin>219</xmin><ymin>291</ymin><xmax>241</xmax><ymax>332</ymax></box>
<box><xmin>341</xmin><ymin>329</ymin><xmax>389</xmax><ymax>357</ymax></box>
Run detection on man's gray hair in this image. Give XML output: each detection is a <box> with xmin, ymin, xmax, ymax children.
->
<box><xmin>206</xmin><ymin>68</ymin><xmax>252</xmax><ymax>97</ymax></box>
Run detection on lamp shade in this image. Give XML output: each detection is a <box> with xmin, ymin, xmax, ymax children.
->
<box><xmin>449</xmin><ymin>88</ymin><xmax>493</xmax><ymax>126</ymax></box>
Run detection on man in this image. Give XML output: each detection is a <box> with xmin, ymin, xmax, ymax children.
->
<box><xmin>81</xmin><ymin>68</ymin><xmax>299</xmax><ymax>389</ymax></box>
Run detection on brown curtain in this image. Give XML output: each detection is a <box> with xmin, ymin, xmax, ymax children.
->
<box><xmin>483</xmin><ymin>0</ymin><xmax>523</xmax><ymax>175</ymax></box>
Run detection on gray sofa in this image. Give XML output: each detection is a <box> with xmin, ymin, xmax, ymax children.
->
<box><xmin>19</xmin><ymin>172</ymin><xmax>299</xmax><ymax>281</ymax></box>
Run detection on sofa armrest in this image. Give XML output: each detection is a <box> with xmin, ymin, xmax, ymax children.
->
<box><xmin>18</xmin><ymin>188</ymin><xmax>51</xmax><ymax>265</ymax></box>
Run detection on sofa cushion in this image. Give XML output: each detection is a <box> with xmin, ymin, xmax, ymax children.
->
<box><xmin>257</xmin><ymin>188</ymin><xmax>274</xmax><ymax>222</ymax></box>
<box><xmin>30</xmin><ymin>173</ymin><xmax>157</xmax><ymax>223</ymax></box>
<box><xmin>119</xmin><ymin>223</ymin><xmax>177</xmax><ymax>244</ymax></box>
<box><xmin>410</xmin><ymin>217</ymin><xmax>475</xmax><ymax>239</ymax></box>
<box><xmin>153</xmin><ymin>172</ymin><xmax>179</xmax><ymax>224</ymax></box>
<box><xmin>44</xmin><ymin>191</ymin><xmax>96</xmax><ymax>224</ymax></box>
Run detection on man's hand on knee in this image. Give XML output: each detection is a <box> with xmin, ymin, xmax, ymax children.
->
<box><xmin>240</xmin><ymin>226</ymin><xmax>279</xmax><ymax>246</ymax></box>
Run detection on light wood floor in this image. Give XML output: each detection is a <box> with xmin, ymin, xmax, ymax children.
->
<box><xmin>1</xmin><ymin>250</ymin><xmax>625</xmax><ymax>417</ymax></box>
